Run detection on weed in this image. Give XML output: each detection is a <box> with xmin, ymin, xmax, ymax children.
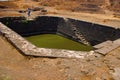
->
<box><xmin>43</xmin><ymin>4</ymin><xmax>48</xmax><ymax>6</ymax></box>
<box><xmin>21</xmin><ymin>20</ymin><xmax>28</xmax><ymax>24</ymax></box>
<box><xmin>5</xmin><ymin>22</ymin><xmax>9</xmax><ymax>26</ymax></box>
<box><xmin>24</xmin><ymin>56</ymin><xmax>34</xmax><ymax>60</ymax></box>
<box><xmin>2</xmin><ymin>76</ymin><xmax>12</xmax><ymax>80</ymax></box>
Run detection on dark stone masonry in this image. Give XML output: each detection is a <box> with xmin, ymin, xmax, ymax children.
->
<box><xmin>0</xmin><ymin>16</ymin><xmax>120</xmax><ymax>57</ymax></box>
<box><xmin>0</xmin><ymin>16</ymin><xmax>120</xmax><ymax>46</ymax></box>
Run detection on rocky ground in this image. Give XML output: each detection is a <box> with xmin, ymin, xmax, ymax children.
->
<box><xmin>0</xmin><ymin>0</ymin><xmax>120</xmax><ymax>80</ymax></box>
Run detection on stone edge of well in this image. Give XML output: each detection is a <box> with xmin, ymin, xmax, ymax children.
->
<box><xmin>0</xmin><ymin>22</ymin><xmax>96</xmax><ymax>58</ymax></box>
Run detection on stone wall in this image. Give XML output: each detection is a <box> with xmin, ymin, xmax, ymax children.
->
<box><xmin>0</xmin><ymin>17</ymin><xmax>59</xmax><ymax>36</ymax></box>
<box><xmin>0</xmin><ymin>16</ymin><xmax>120</xmax><ymax>46</ymax></box>
<box><xmin>0</xmin><ymin>22</ymin><xmax>94</xmax><ymax>58</ymax></box>
<box><xmin>57</xmin><ymin>17</ymin><xmax>120</xmax><ymax>45</ymax></box>
<box><xmin>68</xmin><ymin>18</ymin><xmax>120</xmax><ymax>45</ymax></box>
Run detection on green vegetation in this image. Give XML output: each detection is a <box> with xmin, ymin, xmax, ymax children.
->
<box><xmin>25</xmin><ymin>34</ymin><xmax>93</xmax><ymax>51</ymax></box>
<box><xmin>5</xmin><ymin>22</ymin><xmax>9</xmax><ymax>26</ymax></box>
<box><xmin>1</xmin><ymin>76</ymin><xmax>12</xmax><ymax>80</ymax></box>
<box><xmin>21</xmin><ymin>20</ymin><xmax>28</xmax><ymax>24</ymax></box>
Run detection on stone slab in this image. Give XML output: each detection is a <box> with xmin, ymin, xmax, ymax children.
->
<box><xmin>93</xmin><ymin>40</ymin><xmax>112</xmax><ymax>48</ymax></box>
<box><xmin>94</xmin><ymin>39</ymin><xmax>120</xmax><ymax>55</ymax></box>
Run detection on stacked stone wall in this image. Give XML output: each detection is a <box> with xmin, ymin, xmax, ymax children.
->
<box><xmin>0</xmin><ymin>16</ymin><xmax>120</xmax><ymax>46</ymax></box>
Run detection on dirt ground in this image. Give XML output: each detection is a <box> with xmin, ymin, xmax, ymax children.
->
<box><xmin>0</xmin><ymin>0</ymin><xmax>120</xmax><ymax>80</ymax></box>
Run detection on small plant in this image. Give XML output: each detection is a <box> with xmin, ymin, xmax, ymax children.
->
<box><xmin>2</xmin><ymin>76</ymin><xmax>12</xmax><ymax>80</ymax></box>
<box><xmin>5</xmin><ymin>22</ymin><xmax>9</xmax><ymax>26</ymax></box>
<box><xmin>21</xmin><ymin>20</ymin><xmax>28</xmax><ymax>24</ymax></box>
<box><xmin>110</xmin><ymin>3</ymin><xmax>114</xmax><ymax>6</ymax></box>
<box><xmin>119</xmin><ymin>2</ymin><xmax>120</xmax><ymax>4</ymax></box>
<box><xmin>43</xmin><ymin>3</ymin><xmax>48</xmax><ymax>6</ymax></box>
<box><xmin>24</xmin><ymin>56</ymin><xmax>33</xmax><ymax>60</ymax></box>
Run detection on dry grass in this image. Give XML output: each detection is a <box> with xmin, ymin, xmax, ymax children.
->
<box><xmin>0</xmin><ymin>1</ymin><xmax>18</xmax><ymax>9</ymax></box>
<box><xmin>37</xmin><ymin>0</ymin><xmax>120</xmax><ymax>13</ymax></box>
<box><xmin>38</xmin><ymin>0</ymin><xmax>105</xmax><ymax>12</ymax></box>
<box><xmin>0</xmin><ymin>12</ymin><xmax>22</xmax><ymax>17</ymax></box>
<box><xmin>0</xmin><ymin>0</ymin><xmax>120</xmax><ymax>14</ymax></box>
<box><xmin>39</xmin><ymin>0</ymin><xmax>82</xmax><ymax>12</ymax></box>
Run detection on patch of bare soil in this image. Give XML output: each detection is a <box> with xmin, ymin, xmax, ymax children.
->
<box><xmin>0</xmin><ymin>1</ymin><xmax>18</xmax><ymax>9</ymax></box>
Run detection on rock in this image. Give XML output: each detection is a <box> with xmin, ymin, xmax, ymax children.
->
<box><xmin>81</xmin><ymin>69</ymin><xmax>89</xmax><ymax>74</ymax></box>
<box><xmin>88</xmin><ymin>68</ymin><xmax>96</xmax><ymax>75</ymax></box>
<box><xmin>116</xmin><ymin>56</ymin><xmax>120</xmax><ymax>60</ymax></box>
<box><xmin>95</xmin><ymin>77</ymin><xmax>101</xmax><ymax>80</ymax></box>
<box><xmin>32</xmin><ymin>7</ymin><xmax>43</xmax><ymax>11</ymax></box>
<box><xmin>101</xmin><ymin>74</ymin><xmax>107</xmax><ymax>80</ymax></box>
<box><xmin>18</xmin><ymin>10</ymin><xmax>26</xmax><ymax>13</ymax></box>
<box><xmin>111</xmin><ymin>68</ymin><xmax>120</xmax><ymax>80</ymax></box>
<box><xmin>81</xmin><ymin>68</ymin><xmax>96</xmax><ymax>76</ymax></box>
<box><xmin>94</xmin><ymin>53</ymin><xmax>103</xmax><ymax>58</ymax></box>
<box><xmin>41</xmin><ymin>9</ymin><xmax>47</xmax><ymax>13</ymax></box>
<box><xmin>67</xmin><ymin>77</ymin><xmax>75</xmax><ymax>80</ymax></box>
<box><xmin>86</xmin><ymin>56</ymin><xmax>95</xmax><ymax>62</ymax></box>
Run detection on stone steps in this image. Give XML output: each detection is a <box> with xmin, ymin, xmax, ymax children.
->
<box><xmin>72</xmin><ymin>25</ymin><xmax>90</xmax><ymax>45</ymax></box>
<box><xmin>64</xmin><ymin>19</ymin><xmax>90</xmax><ymax>45</ymax></box>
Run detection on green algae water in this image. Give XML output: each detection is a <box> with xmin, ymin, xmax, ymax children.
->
<box><xmin>25</xmin><ymin>34</ymin><xmax>93</xmax><ymax>51</ymax></box>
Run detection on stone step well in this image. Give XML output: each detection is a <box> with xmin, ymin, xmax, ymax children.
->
<box><xmin>0</xmin><ymin>22</ymin><xmax>94</xmax><ymax>59</ymax></box>
<box><xmin>0</xmin><ymin>16</ymin><xmax>120</xmax><ymax>57</ymax></box>
<box><xmin>64</xmin><ymin>18</ymin><xmax>90</xmax><ymax>45</ymax></box>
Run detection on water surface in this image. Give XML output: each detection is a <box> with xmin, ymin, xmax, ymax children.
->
<box><xmin>25</xmin><ymin>34</ymin><xmax>93</xmax><ymax>51</ymax></box>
